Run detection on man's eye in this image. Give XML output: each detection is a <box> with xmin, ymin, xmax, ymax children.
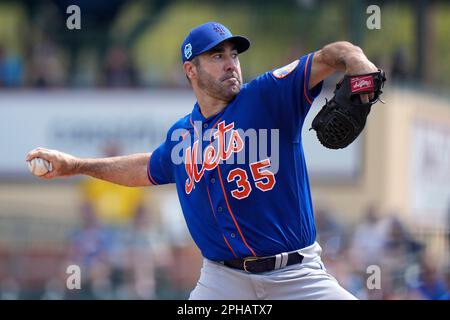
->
<box><xmin>213</xmin><ymin>54</ymin><xmax>222</xmax><ymax>59</ymax></box>
<box><xmin>232</xmin><ymin>53</ymin><xmax>238</xmax><ymax>58</ymax></box>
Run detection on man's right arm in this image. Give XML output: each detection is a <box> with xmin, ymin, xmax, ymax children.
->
<box><xmin>26</xmin><ymin>147</ymin><xmax>153</xmax><ymax>187</ymax></box>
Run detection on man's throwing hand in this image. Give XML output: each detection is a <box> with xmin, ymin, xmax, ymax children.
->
<box><xmin>26</xmin><ymin>147</ymin><xmax>79</xmax><ymax>179</ymax></box>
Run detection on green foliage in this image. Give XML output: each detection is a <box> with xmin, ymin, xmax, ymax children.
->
<box><xmin>130</xmin><ymin>1</ymin><xmax>450</xmax><ymax>90</ymax></box>
<box><xmin>0</xmin><ymin>3</ymin><xmax>27</xmax><ymax>54</ymax></box>
<box><xmin>434</xmin><ymin>4</ymin><xmax>450</xmax><ymax>87</ymax></box>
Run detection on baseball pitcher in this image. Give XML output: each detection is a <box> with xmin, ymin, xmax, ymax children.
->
<box><xmin>27</xmin><ymin>22</ymin><xmax>385</xmax><ymax>300</ymax></box>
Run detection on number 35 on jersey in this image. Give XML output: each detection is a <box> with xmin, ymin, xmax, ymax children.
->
<box><xmin>184</xmin><ymin>121</ymin><xmax>276</xmax><ymax>199</ymax></box>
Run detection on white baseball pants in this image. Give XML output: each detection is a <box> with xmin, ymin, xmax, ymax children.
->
<box><xmin>189</xmin><ymin>242</ymin><xmax>357</xmax><ymax>300</ymax></box>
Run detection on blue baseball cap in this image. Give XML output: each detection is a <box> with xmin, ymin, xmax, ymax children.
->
<box><xmin>181</xmin><ymin>22</ymin><xmax>250</xmax><ymax>63</ymax></box>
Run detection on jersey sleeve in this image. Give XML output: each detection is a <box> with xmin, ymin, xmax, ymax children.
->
<box><xmin>147</xmin><ymin>132</ymin><xmax>175</xmax><ymax>185</ymax></box>
<box><xmin>254</xmin><ymin>52</ymin><xmax>323</xmax><ymax>126</ymax></box>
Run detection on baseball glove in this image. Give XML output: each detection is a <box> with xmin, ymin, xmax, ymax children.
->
<box><xmin>310</xmin><ymin>69</ymin><xmax>386</xmax><ymax>149</ymax></box>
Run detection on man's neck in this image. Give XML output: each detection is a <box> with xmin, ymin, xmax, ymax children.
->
<box><xmin>196</xmin><ymin>93</ymin><xmax>229</xmax><ymax>119</ymax></box>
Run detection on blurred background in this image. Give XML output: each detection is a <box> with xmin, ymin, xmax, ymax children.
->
<box><xmin>0</xmin><ymin>0</ymin><xmax>449</xmax><ymax>300</ymax></box>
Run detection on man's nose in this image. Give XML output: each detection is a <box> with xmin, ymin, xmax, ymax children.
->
<box><xmin>223</xmin><ymin>56</ymin><xmax>238</xmax><ymax>72</ymax></box>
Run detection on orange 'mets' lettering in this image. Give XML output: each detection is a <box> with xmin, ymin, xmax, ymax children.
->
<box><xmin>185</xmin><ymin>121</ymin><xmax>243</xmax><ymax>194</ymax></box>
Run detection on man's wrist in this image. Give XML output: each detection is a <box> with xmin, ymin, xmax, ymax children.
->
<box><xmin>71</xmin><ymin>157</ymin><xmax>84</xmax><ymax>175</ymax></box>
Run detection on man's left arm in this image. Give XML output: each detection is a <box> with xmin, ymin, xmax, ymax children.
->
<box><xmin>309</xmin><ymin>41</ymin><xmax>378</xmax><ymax>102</ymax></box>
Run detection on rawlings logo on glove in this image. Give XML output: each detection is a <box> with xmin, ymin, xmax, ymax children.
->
<box><xmin>350</xmin><ymin>76</ymin><xmax>374</xmax><ymax>92</ymax></box>
<box><xmin>310</xmin><ymin>69</ymin><xmax>386</xmax><ymax>149</ymax></box>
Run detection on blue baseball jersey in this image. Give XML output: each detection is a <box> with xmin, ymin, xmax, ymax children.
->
<box><xmin>148</xmin><ymin>52</ymin><xmax>323</xmax><ymax>261</ymax></box>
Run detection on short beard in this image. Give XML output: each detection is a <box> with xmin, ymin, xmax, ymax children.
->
<box><xmin>197</xmin><ymin>66</ymin><xmax>241</xmax><ymax>102</ymax></box>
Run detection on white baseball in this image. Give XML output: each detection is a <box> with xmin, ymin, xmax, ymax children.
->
<box><xmin>27</xmin><ymin>158</ymin><xmax>52</xmax><ymax>176</ymax></box>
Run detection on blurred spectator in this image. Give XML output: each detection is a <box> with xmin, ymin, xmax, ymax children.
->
<box><xmin>0</xmin><ymin>46</ymin><xmax>5</xmax><ymax>87</ymax></box>
<box><xmin>384</xmin><ymin>216</ymin><xmax>423</xmax><ymax>260</ymax></box>
<box><xmin>80</xmin><ymin>143</ymin><xmax>145</xmax><ymax>226</ymax></box>
<box><xmin>314</xmin><ymin>206</ymin><xmax>364</xmax><ymax>297</ymax></box>
<box><xmin>123</xmin><ymin>209</ymin><xmax>158</xmax><ymax>299</ymax></box>
<box><xmin>66</xmin><ymin>203</ymin><xmax>112</xmax><ymax>299</ymax></box>
<box><xmin>102</xmin><ymin>46</ymin><xmax>137</xmax><ymax>87</ymax></box>
<box><xmin>74</xmin><ymin>143</ymin><xmax>158</xmax><ymax>299</ymax></box>
<box><xmin>315</xmin><ymin>206</ymin><xmax>346</xmax><ymax>259</ymax></box>
<box><xmin>29</xmin><ymin>36</ymin><xmax>67</xmax><ymax>87</ymax></box>
<box><xmin>0</xmin><ymin>45</ymin><xmax>23</xmax><ymax>88</ymax></box>
<box><xmin>158</xmin><ymin>191</ymin><xmax>201</xmax><ymax>299</ymax></box>
<box><xmin>380</xmin><ymin>215</ymin><xmax>424</xmax><ymax>299</ymax></box>
<box><xmin>444</xmin><ymin>264</ymin><xmax>450</xmax><ymax>299</ymax></box>
<box><xmin>346</xmin><ymin>206</ymin><xmax>387</xmax><ymax>299</ymax></box>
<box><xmin>415</xmin><ymin>258</ymin><xmax>449</xmax><ymax>300</ymax></box>
<box><xmin>349</xmin><ymin>205</ymin><xmax>386</xmax><ymax>270</ymax></box>
<box><xmin>69</xmin><ymin>205</ymin><xmax>111</xmax><ymax>267</ymax></box>
<box><xmin>390</xmin><ymin>47</ymin><xmax>409</xmax><ymax>82</ymax></box>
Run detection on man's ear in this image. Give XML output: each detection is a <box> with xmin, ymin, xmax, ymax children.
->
<box><xmin>183</xmin><ymin>61</ymin><xmax>197</xmax><ymax>80</ymax></box>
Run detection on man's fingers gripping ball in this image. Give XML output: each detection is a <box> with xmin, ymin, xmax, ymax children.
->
<box><xmin>26</xmin><ymin>147</ymin><xmax>51</xmax><ymax>161</ymax></box>
<box><xmin>27</xmin><ymin>157</ymin><xmax>52</xmax><ymax>176</ymax></box>
<box><xmin>26</xmin><ymin>147</ymin><xmax>79</xmax><ymax>178</ymax></box>
<box><xmin>26</xmin><ymin>147</ymin><xmax>61</xmax><ymax>178</ymax></box>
